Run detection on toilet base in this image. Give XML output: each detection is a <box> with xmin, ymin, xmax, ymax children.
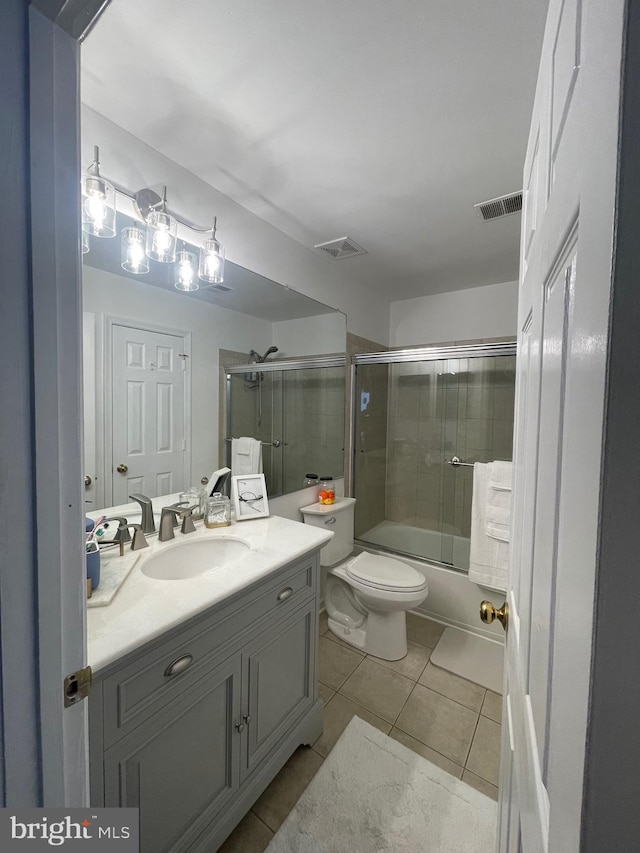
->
<box><xmin>327</xmin><ymin>610</ymin><xmax>408</xmax><ymax>661</ymax></box>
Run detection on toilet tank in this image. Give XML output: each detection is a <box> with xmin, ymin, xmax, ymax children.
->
<box><xmin>300</xmin><ymin>497</ymin><xmax>356</xmax><ymax>566</ymax></box>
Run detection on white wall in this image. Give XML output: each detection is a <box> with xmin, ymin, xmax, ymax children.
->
<box><xmin>389</xmin><ymin>280</ymin><xmax>518</xmax><ymax>346</ymax></box>
<box><xmin>83</xmin><ymin>266</ymin><xmax>272</xmax><ymax>504</ymax></box>
<box><xmin>82</xmin><ymin>106</ymin><xmax>391</xmax><ymax>345</ymax></box>
<box><xmin>273</xmin><ymin>313</ymin><xmax>346</xmax><ymax>358</ymax></box>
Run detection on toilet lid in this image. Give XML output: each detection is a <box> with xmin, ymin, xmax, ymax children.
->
<box><xmin>347</xmin><ymin>552</ymin><xmax>426</xmax><ymax>592</ymax></box>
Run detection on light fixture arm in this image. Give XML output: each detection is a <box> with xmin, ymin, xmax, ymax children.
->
<box><xmin>87</xmin><ymin>144</ymin><xmax>102</xmax><ymax>177</ymax></box>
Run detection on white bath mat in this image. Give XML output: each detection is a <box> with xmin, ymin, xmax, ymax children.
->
<box><xmin>266</xmin><ymin>716</ymin><xmax>497</xmax><ymax>853</ymax></box>
<box><xmin>430</xmin><ymin>627</ymin><xmax>504</xmax><ymax>694</ymax></box>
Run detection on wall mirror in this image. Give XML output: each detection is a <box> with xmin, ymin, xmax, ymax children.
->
<box><xmin>83</xmin><ymin>214</ymin><xmax>347</xmax><ymax>511</ymax></box>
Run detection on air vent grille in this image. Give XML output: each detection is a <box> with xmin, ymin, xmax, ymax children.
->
<box><xmin>474</xmin><ymin>191</ymin><xmax>523</xmax><ymax>222</ymax></box>
<box><xmin>314</xmin><ymin>237</ymin><xmax>367</xmax><ymax>260</ymax></box>
<box><xmin>202</xmin><ymin>283</ymin><xmax>233</xmax><ymax>292</ymax></box>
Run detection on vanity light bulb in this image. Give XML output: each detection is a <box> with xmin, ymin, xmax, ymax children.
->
<box><xmin>174</xmin><ymin>250</ymin><xmax>199</xmax><ymax>292</ymax></box>
<box><xmin>154</xmin><ymin>227</ymin><xmax>172</xmax><ymax>254</ymax></box>
<box><xmin>198</xmin><ymin>238</ymin><xmax>225</xmax><ymax>284</ymax></box>
<box><xmin>145</xmin><ymin>209</ymin><xmax>177</xmax><ymax>263</ymax></box>
<box><xmin>121</xmin><ymin>226</ymin><xmax>149</xmax><ymax>275</ymax></box>
<box><xmin>81</xmin><ymin>173</ymin><xmax>116</xmax><ymax>238</ymax></box>
<box><xmin>84</xmin><ymin>194</ymin><xmax>106</xmax><ymax>227</ymax></box>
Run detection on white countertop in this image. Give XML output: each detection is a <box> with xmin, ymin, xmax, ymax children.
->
<box><xmin>87</xmin><ymin>515</ymin><xmax>332</xmax><ymax>674</ymax></box>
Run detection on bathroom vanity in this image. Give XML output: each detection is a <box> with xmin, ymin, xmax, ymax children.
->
<box><xmin>87</xmin><ymin>517</ymin><xmax>331</xmax><ymax>853</ymax></box>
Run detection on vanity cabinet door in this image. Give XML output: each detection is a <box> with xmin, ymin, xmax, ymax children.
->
<box><xmin>241</xmin><ymin>600</ymin><xmax>316</xmax><ymax>781</ymax></box>
<box><xmin>103</xmin><ymin>654</ymin><xmax>242</xmax><ymax>853</ymax></box>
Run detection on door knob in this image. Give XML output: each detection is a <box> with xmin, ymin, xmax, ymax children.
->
<box><xmin>480</xmin><ymin>600</ymin><xmax>509</xmax><ymax>632</ymax></box>
<box><xmin>116</xmin><ymin>463</ymin><xmax>128</xmax><ymax>474</ymax></box>
<box><xmin>84</xmin><ymin>474</ymin><xmax>92</xmax><ymax>487</ymax></box>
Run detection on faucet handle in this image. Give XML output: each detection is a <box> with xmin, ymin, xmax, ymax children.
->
<box><xmin>180</xmin><ymin>507</ymin><xmax>197</xmax><ymax>535</ymax></box>
<box><xmin>124</xmin><ymin>523</ymin><xmax>149</xmax><ymax>551</ymax></box>
<box><xmin>102</xmin><ymin>516</ymin><xmax>131</xmax><ymax>544</ymax></box>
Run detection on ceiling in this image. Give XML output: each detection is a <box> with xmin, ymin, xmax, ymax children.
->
<box><xmin>81</xmin><ymin>0</ymin><xmax>548</xmax><ymax>301</ymax></box>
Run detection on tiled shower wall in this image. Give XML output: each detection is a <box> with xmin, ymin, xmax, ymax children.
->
<box><xmin>282</xmin><ymin>367</ymin><xmax>345</xmax><ymax>494</ymax></box>
<box><xmin>385</xmin><ymin>354</ymin><xmax>516</xmax><ymax>542</ymax></box>
<box><xmin>221</xmin><ymin>350</ymin><xmax>346</xmax><ymax>498</ymax></box>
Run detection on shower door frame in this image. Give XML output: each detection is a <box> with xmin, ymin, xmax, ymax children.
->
<box><xmin>350</xmin><ymin>341</ymin><xmax>517</xmax><ymax>570</ymax></box>
<box><xmin>226</xmin><ymin>355</ymin><xmax>347</xmax><ymax>496</ymax></box>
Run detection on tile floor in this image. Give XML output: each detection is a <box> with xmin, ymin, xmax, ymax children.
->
<box><xmin>218</xmin><ymin>612</ymin><xmax>502</xmax><ymax>852</ymax></box>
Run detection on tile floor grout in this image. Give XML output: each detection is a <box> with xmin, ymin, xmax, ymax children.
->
<box><xmin>219</xmin><ymin>615</ymin><xmax>501</xmax><ymax>852</ymax></box>
<box><xmin>319</xmin><ymin>615</ymin><xmax>501</xmax><ymax>789</ymax></box>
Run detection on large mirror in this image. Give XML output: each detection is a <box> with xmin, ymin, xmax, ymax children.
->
<box><xmin>82</xmin><ymin>215</ymin><xmax>346</xmax><ymax>511</ymax></box>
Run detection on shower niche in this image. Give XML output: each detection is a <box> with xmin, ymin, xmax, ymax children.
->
<box><xmin>352</xmin><ymin>343</ymin><xmax>516</xmax><ymax>573</ymax></box>
<box><xmin>226</xmin><ymin>357</ymin><xmax>346</xmax><ymax>498</ymax></box>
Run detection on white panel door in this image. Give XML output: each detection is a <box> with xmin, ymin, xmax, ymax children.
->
<box><xmin>111</xmin><ymin>324</ymin><xmax>187</xmax><ymax>503</ymax></box>
<box><xmin>499</xmin><ymin>1</ymin><xmax>626</xmax><ymax>851</ymax></box>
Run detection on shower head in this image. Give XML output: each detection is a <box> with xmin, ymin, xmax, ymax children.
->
<box><xmin>261</xmin><ymin>346</ymin><xmax>279</xmax><ymax>361</ymax></box>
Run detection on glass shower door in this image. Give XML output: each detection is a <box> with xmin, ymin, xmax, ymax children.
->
<box><xmin>353</xmin><ymin>349</ymin><xmax>516</xmax><ymax>573</ymax></box>
<box><xmin>227</xmin><ymin>370</ymin><xmax>283</xmax><ymax>496</ymax></box>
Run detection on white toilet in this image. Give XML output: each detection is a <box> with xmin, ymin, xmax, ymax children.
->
<box><xmin>301</xmin><ymin>498</ymin><xmax>428</xmax><ymax>660</ymax></box>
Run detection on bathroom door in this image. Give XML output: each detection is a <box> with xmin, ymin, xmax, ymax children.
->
<box><xmin>500</xmin><ymin>0</ymin><xmax>627</xmax><ymax>850</ymax></box>
<box><xmin>110</xmin><ymin>324</ymin><xmax>188</xmax><ymax>504</ymax></box>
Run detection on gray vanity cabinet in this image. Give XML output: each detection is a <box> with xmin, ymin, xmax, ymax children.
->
<box><xmin>103</xmin><ymin>654</ymin><xmax>242</xmax><ymax>853</ymax></box>
<box><xmin>90</xmin><ymin>550</ymin><xmax>323</xmax><ymax>853</ymax></box>
<box><xmin>242</xmin><ymin>599</ymin><xmax>315</xmax><ymax>781</ymax></box>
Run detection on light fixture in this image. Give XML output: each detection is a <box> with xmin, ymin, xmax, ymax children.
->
<box><xmin>121</xmin><ymin>224</ymin><xmax>149</xmax><ymax>274</ymax></box>
<box><xmin>137</xmin><ymin>186</ymin><xmax>177</xmax><ymax>263</ymax></box>
<box><xmin>174</xmin><ymin>249</ymin><xmax>199</xmax><ymax>292</ymax></box>
<box><xmin>198</xmin><ymin>217</ymin><xmax>225</xmax><ymax>284</ymax></box>
<box><xmin>81</xmin><ymin>146</ymin><xmax>116</xmax><ymax>238</ymax></box>
<box><xmin>82</xmin><ymin>231</ymin><xmax>90</xmax><ymax>255</ymax></box>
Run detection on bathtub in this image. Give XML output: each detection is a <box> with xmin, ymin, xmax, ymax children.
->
<box><xmin>355</xmin><ymin>521</ymin><xmax>504</xmax><ymax>642</ymax></box>
<box><xmin>358</xmin><ymin>520</ymin><xmax>470</xmax><ymax>569</ymax></box>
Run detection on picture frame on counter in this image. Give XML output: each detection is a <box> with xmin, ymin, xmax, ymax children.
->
<box><xmin>231</xmin><ymin>473</ymin><xmax>270</xmax><ymax>520</ymax></box>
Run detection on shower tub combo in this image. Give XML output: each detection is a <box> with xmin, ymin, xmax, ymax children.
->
<box><xmin>351</xmin><ymin>342</ymin><xmax>516</xmax><ymax>661</ymax></box>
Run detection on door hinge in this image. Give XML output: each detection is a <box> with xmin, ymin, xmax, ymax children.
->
<box><xmin>64</xmin><ymin>665</ymin><xmax>92</xmax><ymax>708</ymax></box>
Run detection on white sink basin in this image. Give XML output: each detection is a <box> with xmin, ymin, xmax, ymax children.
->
<box><xmin>140</xmin><ymin>537</ymin><xmax>251</xmax><ymax>580</ymax></box>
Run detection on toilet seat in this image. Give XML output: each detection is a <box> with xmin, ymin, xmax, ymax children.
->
<box><xmin>347</xmin><ymin>552</ymin><xmax>426</xmax><ymax>593</ymax></box>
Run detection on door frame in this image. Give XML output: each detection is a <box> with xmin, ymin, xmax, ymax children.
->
<box><xmin>101</xmin><ymin>315</ymin><xmax>192</xmax><ymax>506</ymax></box>
<box><xmin>0</xmin><ymin>0</ymin><xmax>109</xmax><ymax>807</ymax></box>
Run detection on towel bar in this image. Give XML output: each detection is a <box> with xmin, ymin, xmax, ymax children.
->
<box><xmin>225</xmin><ymin>437</ymin><xmax>282</xmax><ymax>447</ymax></box>
<box><xmin>445</xmin><ymin>456</ymin><xmax>474</xmax><ymax>468</ymax></box>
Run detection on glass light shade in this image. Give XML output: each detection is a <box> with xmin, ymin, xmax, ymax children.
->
<box><xmin>121</xmin><ymin>225</ymin><xmax>149</xmax><ymax>274</ymax></box>
<box><xmin>82</xmin><ymin>231</ymin><xmax>90</xmax><ymax>255</ymax></box>
<box><xmin>81</xmin><ymin>174</ymin><xmax>116</xmax><ymax>237</ymax></box>
<box><xmin>145</xmin><ymin>210</ymin><xmax>177</xmax><ymax>262</ymax></box>
<box><xmin>174</xmin><ymin>250</ymin><xmax>199</xmax><ymax>292</ymax></box>
<box><xmin>198</xmin><ymin>238</ymin><xmax>225</xmax><ymax>283</ymax></box>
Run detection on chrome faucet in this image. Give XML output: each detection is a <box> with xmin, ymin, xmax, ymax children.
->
<box><xmin>158</xmin><ymin>503</ymin><xmax>197</xmax><ymax>542</ymax></box>
<box><xmin>129</xmin><ymin>493</ymin><xmax>156</xmax><ymax>535</ymax></box>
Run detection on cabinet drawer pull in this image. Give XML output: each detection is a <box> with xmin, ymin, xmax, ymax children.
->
<box><xmin>164</xmin><ymin>654</ymin><xmax>194</xmax><ymax>678</ymax></box>
<box><xmin>277</xmin><ymin>587</ymin><xmax>293</xmax><ymax>602</ymax></box>
<box><xmin>235</xmin><ymin>722</ymin><xmax>245</xmax><ymax>733</ymax></box>
<box><xmin>243</xmin><ymin>714</ymin><xmax>252</xmax><ymax>725</ymax></box>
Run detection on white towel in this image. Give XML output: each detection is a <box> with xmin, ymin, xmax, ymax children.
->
<box><xmin>231</xmin><ymin>437</ymin><xmax>263</xmax><ymax>475</ymax></box>
<box><xmin>468</xmin><ymin>461</ymin><xmax>509</xmax><ymax>593</ymax></box>
<box><xmin>486</xmin><ymin>461</ymin><xmax>512</xmax><ymax>538</ymax></box>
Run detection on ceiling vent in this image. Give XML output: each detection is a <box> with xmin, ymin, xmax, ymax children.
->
<box><xmin>314</xmin><ymin>237</ymin><xmax>367</xmax><ymax>260</ymax></box>
<box><xmin>203</xmin><ymin>283</ymin><xmax>233</xmax><ymax>292</ymax></box>
<box><xmin>474</xmin><ymin>191</ymin><xmax>523</xmax><ymax>222</ymax></box>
